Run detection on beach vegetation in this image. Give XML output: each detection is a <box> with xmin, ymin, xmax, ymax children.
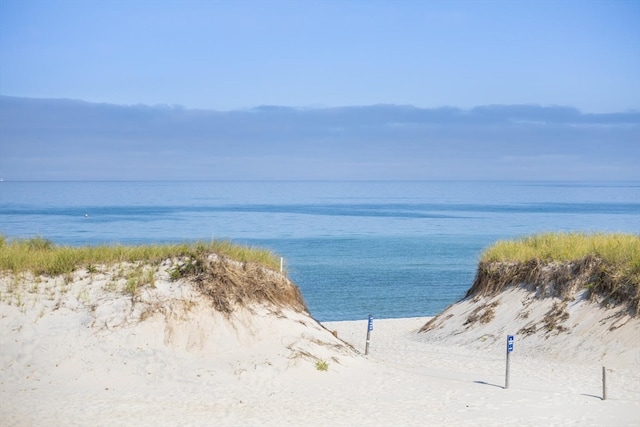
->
<box><xmin>315</xmin><ymin>360</ymin><xmax>329</xmax><ymax>371</ymax></box>
<box><xmin>464</xmin><ymin>301</ymin><xmax>498</xmax><ymax>326</ymax></box>
<box><xmin>480</xmin><ymin>232</ymin><xmax>639</xmax><ymax>267</ymax></box>
<box><xmin>470</xmin><ymin>232</ymin><xmax>640</xmax><ymax>315</ymax></box>
<box><xmin>0</xmin><ymin>234</ymin><xmax>306</xmax><ymax>315</ymax></box>
<box><xmin>184</xmin><ymin>255</ymin><xmax>308</xmax><ymax>315</ymax></box>
<box><xmin>123</xmin><ymin>265</ymin><xmax>157</xmax><ymax>296</ymax></box>
<box><xmin>0</xmin><ymin>235</ymin><xmax>282</xmax><ymax>276</ymax></box>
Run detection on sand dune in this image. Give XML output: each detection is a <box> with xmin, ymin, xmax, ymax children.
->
<box><xmin>1</xmin><ymin>259</ymin><xmax>639</xmax><ymax>426</ymax></box>
<box><xmin>419</xmin><ymin>286</ymin><xmax>639</xmax><ymax>367</ymax></box>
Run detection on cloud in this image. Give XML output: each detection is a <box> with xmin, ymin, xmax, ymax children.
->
<box><xmin>0</xmin><ymin>96</ymin><xmax>638</xmax><ymax>180</ymax></box>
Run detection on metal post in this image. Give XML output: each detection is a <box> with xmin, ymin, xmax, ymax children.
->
<box><xmin>505</xmin><ymin>335</ymin><xmax>514</xmax><ymax>389</ymax></box>
<box><xmin>505</xmin><ymin>348</ymin><xmax>510</xmax><ymax>389</ymax></box>
<box><xmin>602</xmin><ymin>366</ymin><xmax>607</xmax><ymax>401</ymax></box>
<box><xmin>365</xmin><ymin>314</ymin><xmax>373</xmax><ymax>355</ymax></box>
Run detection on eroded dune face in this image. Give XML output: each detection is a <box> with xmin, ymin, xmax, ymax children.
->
<box><xmin>419</xmin><ymin>260</ymin><xmax>640</xmax><ymax>366</ymax></box>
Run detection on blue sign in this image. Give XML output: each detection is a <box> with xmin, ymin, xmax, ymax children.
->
<box><xmin>368</xmin><ymin>315</ymin><xmax>373</xmax><ymax>331</ymax></box>
<box><xmin>507</xmin><ymin>335</ymin><xmax>514</xmax><ymax>352</ymax></box>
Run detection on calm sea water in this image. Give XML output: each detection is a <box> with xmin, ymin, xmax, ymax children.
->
<box><xmin>1</xmin><ymin>181</ymin><xmax>638</xmax><ymax>321</ymax></box>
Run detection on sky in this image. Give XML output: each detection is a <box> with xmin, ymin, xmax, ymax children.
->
<box><xmin>1</xmin><ymin>0</ymin><xmax>639</xmax><ymax>112</ymax></box>
<box><xmin>0</xmin><ymin>0</ymin><xmax>639</xmax><ymax>181</ymax></box>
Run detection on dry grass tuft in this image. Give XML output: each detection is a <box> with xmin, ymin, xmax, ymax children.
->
<box><xmin>464</xmin><ymin>301</ymin><xmax>498</xmax><ymax>326</ymax></box>
<box><xmin>171</xmin><ymin>254</ymin><xmax>308</xmax><ymax>316</ymax></box>
<box><xmin>541</xmin><ymin>301</ymin><xmax>570</xmax><ymax>334</ymax></box>
<box><xmin>467</xmin><ymin>257</ymin><xmax>639</xmax><ymax>316</ymax></box>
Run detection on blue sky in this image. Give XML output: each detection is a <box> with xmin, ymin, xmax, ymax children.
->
<box><xmin>0</xmin><ymin>0</ymin><xmax>639</xmax><ymax>181</ymax></box>
<box><xmin>1</xmin><ymin>0</ymin><xmax>639</xmax><ymax>112</ymax></box>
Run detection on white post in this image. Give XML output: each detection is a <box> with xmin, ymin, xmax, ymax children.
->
<box><xmin>602</xmin><ymin>366</ymin><xmax>607</xmax><ymax>401</ymax></box>
<box><xmin>280</xmin><ymin>257</ymin><xmax>283</xmax><ymax>273</ymax></box>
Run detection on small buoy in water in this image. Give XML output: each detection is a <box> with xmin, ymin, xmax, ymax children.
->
<box><xmin>84</xmin><ymin>213</ymin><xmax>89</xmax><ymax>218</ymax></box>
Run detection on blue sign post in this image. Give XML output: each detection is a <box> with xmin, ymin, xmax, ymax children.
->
<box><xmin>365</xmin><ymin>314</ymin><xmax>373</xmax><ymax>355</ymax></box>
<box><xmin>505</xmin><ymin>335</ymin><xmax>514</xmax><ymax>389</ymax></box>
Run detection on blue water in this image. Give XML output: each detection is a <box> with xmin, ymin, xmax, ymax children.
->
<box><xmin>1</xmin><ymin>181</ymin><xmax>638</xmax><ymax>321</ymax></box>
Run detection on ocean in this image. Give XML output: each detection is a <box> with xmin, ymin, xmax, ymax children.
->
<box><xmin>1</xmin><ymin>180</ymin><xmax>638</xmax><ymax>321</ymax></box>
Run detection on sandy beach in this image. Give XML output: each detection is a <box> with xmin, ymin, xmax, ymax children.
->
<box><xmin>1</xmin><ymin>260</ymin><xmax>639</xmax><ymax>427</ymax></box>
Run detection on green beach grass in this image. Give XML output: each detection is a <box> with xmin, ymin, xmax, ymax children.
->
<box><xmin>480</xmin><ymin>232</ymin><xmax>640</xmax><ymax>272</ymax></box>
<box><xmin>0</xmin><ymin>235</ymin><xmax>306</xmax><ymax>315</ymax></box>
<box><xmin>0</xmin><ymin>235</ymin><xmax>282</xmax><ymax>276</ymax></box>
<box><xmin>474</xmin><ymin>232</ymin><xmax>640</xmax><ymax>315</ymax></box>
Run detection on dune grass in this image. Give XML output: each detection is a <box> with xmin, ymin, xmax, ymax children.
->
<box><xmin>474</xmin><ymin>232</ymin><xmax>640</xmax><ymax>315</ymax></box>
<box><xmin>481</xmin><ymin>232</ymin><xmax>640</xmax><ymax>271</ymax></box>
<box><xmin>0</xmin><ymin>235</ymin><xmax>282</xmax><ymax>276</ymax></box>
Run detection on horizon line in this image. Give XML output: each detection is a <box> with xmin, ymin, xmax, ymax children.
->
<box><xmin>3</xmin><ymin>94</ymin><xmax>639</xmax><ymax>115</ymax></box>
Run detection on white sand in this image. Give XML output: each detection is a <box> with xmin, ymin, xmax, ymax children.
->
<box><xmin>1</xmin><ymin>263</ymin><xmax>639</xmax><ymax>427</ymax></box>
